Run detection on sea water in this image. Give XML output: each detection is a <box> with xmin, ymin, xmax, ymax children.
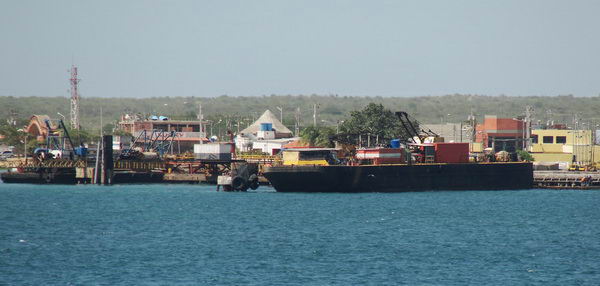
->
<box><xmin>1</xmin><ymin>184</ymin><xmax>599</xmax><ymax>285</ymax></box>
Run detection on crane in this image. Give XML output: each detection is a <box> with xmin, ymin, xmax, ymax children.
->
<box><xmin>395</xmin><ymin>111</ymin><xmax>438</xmax><ymax>144</ymax></box>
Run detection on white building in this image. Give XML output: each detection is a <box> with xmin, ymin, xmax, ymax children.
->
<box><xmin>239</xmin><ymin>110</ymin><xmax>293</xmax><ymax>139</ymax></box>
<box><xmin>252</xmin><ymin>138</ymin><xmax>299</xmax><ymax>155</ymax></box>
<box><xmin>236</xmin><ymin>109</ymin><xmax>296</xmax><ymax>155</ymax></box>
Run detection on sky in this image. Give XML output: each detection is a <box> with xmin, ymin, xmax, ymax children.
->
<box><xmin>1</xmin><ymin>0</ymin><xmax>599</xmax><ymax>98</ymax></box>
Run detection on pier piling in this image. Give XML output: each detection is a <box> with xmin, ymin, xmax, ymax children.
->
<box><xmin>101</xmin><ymin>135</ymin><xmax>113</xmax><ymax>185</ymax></box>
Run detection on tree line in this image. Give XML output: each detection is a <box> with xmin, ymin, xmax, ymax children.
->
<box><xmin>2</xmin><ymin>94</ymin><xmax>599</xmax><ymax>135</ymax></box>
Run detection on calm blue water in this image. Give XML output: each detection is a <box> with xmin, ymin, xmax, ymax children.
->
<box><xmin>1</xmin><ymin>184</ymin><xmax>599</xmax><ymax>285</ymax></box>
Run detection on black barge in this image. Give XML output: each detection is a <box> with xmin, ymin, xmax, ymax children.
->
<box><xmin>264</xmin><ymin>162</ymin><xmax>533</xmax><ymax>192</ymax></box>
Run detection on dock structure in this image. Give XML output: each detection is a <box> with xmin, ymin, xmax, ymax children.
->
<box><xmin>162</xmin><ymin>160</ymin><xmax>232</xmax><ymax>184</ymax></box>
<box><xmin>2</xmin><ymin>156</ymin><xmax>263</xmax><ymax>186</ymax></box>
<box><xmin>1</xmin><ymin>131</ymin><xmax>268</xmax><ymax>186</ymax></box>
<box><xmin>163</xmin><ymin>173</ymin><xmax>205</xmax><ymax>183</ymax></box>
<box><xmin>534</xmin><ymin>171</ymin><xmax>600</xmax><ymax>189</ymax></box>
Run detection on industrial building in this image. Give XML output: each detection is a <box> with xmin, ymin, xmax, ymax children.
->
<box><xmin>475</xmin><ymin>115</ymin><xmax>525</xmax><ymax>152</ymax></box>
<box><xmin>529</xmin><ymin>128</ymin><xmax>597</xmax><ymax>168</ymax></box>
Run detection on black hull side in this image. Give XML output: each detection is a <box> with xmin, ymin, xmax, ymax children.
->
<box><xmin>113</xmin><ymin>172</ymin><xmax>164</xmax><ymax>184</ymax></box>
<box><xmin>0</xmin><ymin>171</ymin><xmax>77</xmax><ymax>184</ymax></box>
<box><xmin>263</xmin><ymin>163</ymin><xmax>533</xmax><ymax>192</ymax></box>
<box><xmin>1</xmin><ymin>171</ymin><xmax>164</xmax><ymax>184</ymax></box>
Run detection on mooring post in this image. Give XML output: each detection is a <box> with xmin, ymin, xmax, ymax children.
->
<box><xmin>95</xmin><ymin>139</ymin><xmax>101</xmax><ymax>184</ymax></box>
<box><xmin>102</xmin><ymin>135</ymin><xmax>114</xmax><ymax>185</ymax></box>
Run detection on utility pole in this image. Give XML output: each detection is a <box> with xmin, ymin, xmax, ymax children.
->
<box><xmin>24</xmin><ymin>134</ymin><xmax>27</xmax><ymax>164</ymax></box>
<box><xmin>198</xmin><ymin>102</ymin><xmax>203</xmax><ymax>145</ymax></box>
<box><xmin>313</xmin><ymin>104</ymin><xmax>317</xmax><ymax>127</ymax></box>
<box><xmin>100</xmin><ymin>107</ymin><xmax>103</xmax><ymax>136</ymax></box>
<box><xmin>573</xmin><ymin>114</ymin><xmax>577</xmax><ymax>164</ymax></box>
<box><xmin>276</xmin><ymin>106</ymin><xmax>283</xmax><ymax>124</ymax></box>
<box><xmin>525</xmin><ymin>106</ymin><xmax>532</xmax><ymax>151</ymax></box>
<box><xmin>467</xmin><ymin>109</ymin><xmax>476</xmax><ymax>152</ymax></box>
<box><xmin>295</xmin><ymin>107</ymin><xmax>300</xmax><ymax>136</ymax></box>
<box><xmin>460</xmin><ymin>121</ymin><xmax>463</xmax><ymax>142</ymax></box>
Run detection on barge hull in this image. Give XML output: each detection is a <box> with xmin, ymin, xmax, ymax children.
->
<box><xmin>1</xmin><ymin>170</ymin><xmax>164</xmax><ymax>184</ymax></box>
<box><xmin>0</xmin><ymin>171</ymin><xmax>76</xmax><ymax>184</ymax></box>
<box><xmin>263</xmin><ymin>163</ymin><xmax>533</xmax><ymax>192</ymax></box>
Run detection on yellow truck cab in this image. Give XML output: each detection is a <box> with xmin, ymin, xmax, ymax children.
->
<box><xmin>282</xmin><ymin>148</ymin><xmax>340</xmax><ymax>166</ymax></box>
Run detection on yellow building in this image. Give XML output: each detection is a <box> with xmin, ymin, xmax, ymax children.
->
<box><xmin>529</xmin><ymin>129</ymin><xmax>596</xmax><ymax>164</ymax></box>
<box><xmin>282</xmin><ymin>148</ymin><xmax>338</xmax><ymax>166</ymax></box>
<box><xmin>530</xmin><ymin>129</ymin><xmax>592</xmax><ymax>152</ymax></box>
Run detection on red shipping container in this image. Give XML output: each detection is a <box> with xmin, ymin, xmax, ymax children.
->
<box><xmin>434</xmin><ymin>143</ymin><xmax>469</xmax><ymax>163</ymax></box>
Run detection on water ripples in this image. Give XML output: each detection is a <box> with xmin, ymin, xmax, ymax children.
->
<box><xmin>1</xmin><ymin>184</ymin><xmax>599</xmax><ymax>285</ymax></box>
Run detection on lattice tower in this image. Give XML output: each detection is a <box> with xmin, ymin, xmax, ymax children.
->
<box><xmin>69</xmin><ymin>65</ymin><xmax>81</xmax><ymax>130</ymax></box>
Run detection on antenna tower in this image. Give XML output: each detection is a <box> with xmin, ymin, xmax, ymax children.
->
<box><xmin>69</xmin><ymin>65</ymin><xmax>81</xmax><ymax>130</ymax></box>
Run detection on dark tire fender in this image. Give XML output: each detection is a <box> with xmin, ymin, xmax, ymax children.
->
<box><xmin>231</xmin><ymin>176</ymin><xmax>247</xmax><ymax>191</ymax></box>
<box><xmin>248</xmin><ymin>174</ymin><xmax>259</xmax><ymax>190</ymax></box>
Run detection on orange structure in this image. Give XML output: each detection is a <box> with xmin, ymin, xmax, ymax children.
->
<box><xmin>475</xmin><ymin>115</ymin><xmax>525</xmax><ymax>152</ymax></box>
<box><xmin>26</xmin><ymin>115</ymin><xmax>54</xmax><ymax>141</ymax></box>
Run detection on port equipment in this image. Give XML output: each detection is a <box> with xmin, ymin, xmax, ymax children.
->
<box><xmin>332</xmin><ymin>111</ymin><xmax>439</xmax><ymax>147</ymax></box>
<box><xmin>395</xmin><ymin>111</ymin><xmax>438</xmax><ymax>144</ymax></box>
<box><xmin>43</xmin><ymin>119</ymin><xmax>86</xmax><ymax>160</ymax></box>
<box><xmin>163</xmin><ymin>158</ymin><xmax>253</xmax><ymax>185</ymax></box>
<box><xmin>120</xmin><ymin>129</ymin><xmax>178</xmax><ymax>159</ymax></box>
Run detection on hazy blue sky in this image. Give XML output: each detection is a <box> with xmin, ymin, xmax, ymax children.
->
<box><xmin>1</xmin><ymin>0</ymin><xmax>599</xmax><ymax>98</ymax></box>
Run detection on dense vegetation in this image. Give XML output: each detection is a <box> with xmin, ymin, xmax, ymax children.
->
<box><xmin>300</xmin><ymin>103</ymin><xmax>417</xmax><ymax>147</ymax></box>
<box><xmin>299</xmin><ymin>126</ymin><xmax>336</xmax><ymax>148</ymax></box>
<box><xmin>337</xmin><ymin>103</ymin><xmax>413</xmax><ymax>146</ymax></box>
<box><xmin>2</xmin><ymin>94</ymin><xmax>599</xmax><ymax>134</ymax></box>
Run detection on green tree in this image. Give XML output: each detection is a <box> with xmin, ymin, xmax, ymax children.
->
<box><xmin>300</xmin><ymin>126</ymin><xmax>335</xmax><ymax>147</ymax></box>
<box><xmin>67</xmin><ymin>128</ymin><xmax>98</xmax><ymax>145</ymax></box>
<box><xmin>517</xmin><ymin>150</ymin><xmax>535</xmax><ymax>162</ymax></box>
<box><xmin>338</xmin><ymin>103</ymin><xmax>409</xmax><ymax>145</ymax></box>
<box><xmin>0</xmin><ymin>124</ymin><xmax>37</xmax><ymax>155</ymax></box>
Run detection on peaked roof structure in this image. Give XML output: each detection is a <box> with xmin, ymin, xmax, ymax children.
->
<box><xmin>240</xmin><ymin>110</ymin><xmax>292</xmax><ymax>135</ymax></box>
<box><xmin>26</xmin><ymin>115</ymin><xmax>55</xmax><ymax>140</ymax></box>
